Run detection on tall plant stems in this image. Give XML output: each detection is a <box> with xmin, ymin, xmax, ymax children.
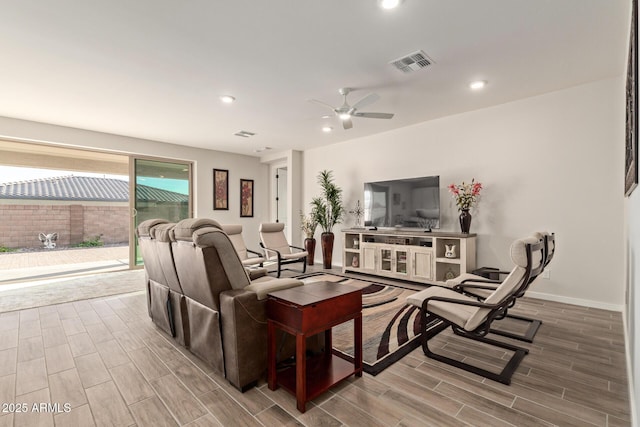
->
<box><xmin>311</xmin><ymin>170</ymin><xmax>344</xmax><ymax>233</ymax></box>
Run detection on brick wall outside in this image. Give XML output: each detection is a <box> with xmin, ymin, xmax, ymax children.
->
<box><xmin>83</xmin><ymin>206</ymin><xmax>129</xmax><ymax>244</ymax></box>
<box><xmin>0</xmin><ymin>204</ymin><xmax>129</xmax><ymax>249</ymax></box>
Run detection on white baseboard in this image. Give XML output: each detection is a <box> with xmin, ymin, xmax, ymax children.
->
<box><xmin>526</xmin><ymin>290</ymin><xmax>623</xmax><ymax>312</ymax></box>
<box><xmin>336</xmin><ymin>263</ymin><xmax>624</xmax><ymax>312</ymax></box>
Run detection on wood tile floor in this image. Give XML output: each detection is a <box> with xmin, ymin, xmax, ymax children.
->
<box><xmin>0</xmin><ymin>267</ymin><xmax>631</xmax><ymax>426</ymax></box>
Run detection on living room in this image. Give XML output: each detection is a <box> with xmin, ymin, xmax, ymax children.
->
<box><xmin>0</xmin><ymin>1</ymin><xmax>637</xmax><ymax>426</ymax></box>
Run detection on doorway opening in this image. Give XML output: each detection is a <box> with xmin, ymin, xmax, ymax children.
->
<box><xmin>275</xmin><ymin>166</ymin><xmax>288</xmax><ymax>225</ymax></box>
<box><xmin>0</xmin><ymin>140</ymin><xmax>192</xmax><ymax>284</ymax></box>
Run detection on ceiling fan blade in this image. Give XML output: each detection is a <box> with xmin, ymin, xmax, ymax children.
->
<box><xmin>351</xmin><ymin>93</ymin><xmax>380</xmax><ymax>110</ymax></box>
<box><xmin>308</xmin><ymin>99</ymin><xmax>336</xmax><ymax>111</ymax></box>
<box><xmin>342</xmin><ymin>118</ymin><xmax>353</xmax><ymax>130</ymax></box>
<box><xmin>352</xmin><ymin>112</ymin><xmax>394</xmax><ymax>119</ymax></box>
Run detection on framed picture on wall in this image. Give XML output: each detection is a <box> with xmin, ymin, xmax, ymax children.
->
<box><xmin>213</xmin><ymin>169</ymin><xmax>229</xmax><ymax>210</ymax></box>
<box><xmin>626</xmin><ymin>0</ymin><xmax>639</xmax><ymax>197</ymax></box>
<box><xmin>240</xmin><ymin>179</ymin><xmax>254</xmax><ymax>217</ymax></box>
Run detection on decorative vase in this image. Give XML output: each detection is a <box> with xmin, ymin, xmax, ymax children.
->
<box><xmin>321</xmin><ymin>232</ymin><xmax>335</xmax><ymax>269</ymax></box>
<box><xmin>304</xmin><ymin>238</ymin><xmax>316</xmax><ymax>266</ymax></box>
<box><xmin>351</xmin><ymin>255</ymin><xmax>359</xmax><ymax>268</ymax></box>
<box><xmin>459</xmin><ymin>209</ymin><xmax>472</xmax><ymax>234</ymax></box>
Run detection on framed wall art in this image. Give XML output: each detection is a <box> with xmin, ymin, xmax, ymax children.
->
<box><xmin>213</xmin><ymin>169</ymin><xmax>229</xmax><ymax>210</ymax></box>
<box><xmin>626</xmin><ymin>0</ymin><xmax>639</xmax><ymax>197</ymax></box>
<box><xmin>240</xmin><ymin>179</ymin><xmax>254</xmax><ymax>217</ymax></box>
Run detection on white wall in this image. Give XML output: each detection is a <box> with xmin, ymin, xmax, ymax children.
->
<box><xmin>627</xmin><ymin>187</ymin><xmax>640</xmax><ymax>424</ymax></box>
<box><xmin>304</xmin><ymin>77</ymin><xmax>625</xmax><ymax>309</ymax></box>
<box><xmin>0</xmin><ymin>117</ymin><xmax>269</xmax><ymax>249</ymax></box>
<box><xmin>625</xmin><ymin>140</ymin><xmax>640</xmax><ymax>424</ymax></box>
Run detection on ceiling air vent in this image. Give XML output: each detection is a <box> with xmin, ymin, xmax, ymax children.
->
<box><xmin>389</xmin><ymin>50</ymin><xmax>434</xmax><ymax>73</ymax></box>
<box><xmin>234</xmin><ymin>130</ymin><xmax>255</xmax><ymax>138</ymax></box>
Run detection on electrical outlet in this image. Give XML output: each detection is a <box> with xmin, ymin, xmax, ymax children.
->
<box><xmin>542</xmin><ymin>270</ymin><xmax>550</xmax><ymax>279</ymax></box>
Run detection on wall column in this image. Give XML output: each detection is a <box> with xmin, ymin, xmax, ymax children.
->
<box><xmin>69</xmin><ymin>204</ymin><xmax>84</xmax><ymax>245</ymax></box>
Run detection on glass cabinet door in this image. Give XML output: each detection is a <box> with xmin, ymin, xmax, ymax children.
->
<box><xmin>378</xmin><ymin>246</ymin><xmax>409</xmax><ymax>276</ymax></box>
<box><xmin>379</xmin><ymin>248</ymin><xmax>393</xmax><ymax>273</ymax></box>
<box><xmin>396</xmin><ymin>249</ymin><xmax>408</xmax><ymax>275</ymax></box>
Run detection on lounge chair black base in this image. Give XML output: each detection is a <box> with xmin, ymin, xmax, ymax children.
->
<box><xmin>423</xmin><ymin>323</ymin><xmax>529</xmax><ymax>385</ymax></box>
<box><xmin>266</xmin><ymin>256</ymin><xmax>307</xmax><ymax>278</ymax></box>
<box><xmin>490</xmin><ymin>313</ymin><xmax>542</xmax><ymax>343</ymax></box>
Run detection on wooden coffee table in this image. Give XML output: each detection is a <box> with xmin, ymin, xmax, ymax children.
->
<box><xmin>267</xmin><ymin>281</ymin><xmax>362</xmax><ymax>413</ymax></box>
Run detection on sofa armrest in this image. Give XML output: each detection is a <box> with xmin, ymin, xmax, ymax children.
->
<box><xmin>244</xmin><ymin>278</ymin><xmax>303</xmax><ymax>300</ymax></box>
<box><xmin>245</xmin><ymin>267</ymin><xmax>268</xmax><ymax>280</ymax></box>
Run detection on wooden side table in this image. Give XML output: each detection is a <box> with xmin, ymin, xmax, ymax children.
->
<box><xmin>267</xmin><ymin>281</ymin><xmax>362</xmax><ymax>413</ymax></box>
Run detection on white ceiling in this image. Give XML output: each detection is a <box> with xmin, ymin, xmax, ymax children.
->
<box><xmin>0</xmin><ymin>1</ymin><xmax>630</xmax><ymax>157</ymax></box>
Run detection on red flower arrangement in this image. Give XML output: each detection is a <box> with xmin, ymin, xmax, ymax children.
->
<box><xmin>448</xmin><ymin>179</ymin><xmax>483</xmax><ymax>211</ymax></box>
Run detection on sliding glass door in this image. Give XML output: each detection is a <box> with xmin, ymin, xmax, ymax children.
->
<box><xmin>130</xmin><ymin>157</ymin><xmax>192</xmax><ymax>266</ymax></box>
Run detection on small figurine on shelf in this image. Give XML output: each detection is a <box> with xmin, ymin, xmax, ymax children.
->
<box><xmin>352</xmin><ymin>255</ymin><xmax>359</xmax><ymax>268</ymax></box>
<box><xmin>444</xmin><ymin>244</ymin><xmax>457</xmax><ymax>258</ymax></box>
<box><xmin>349</xmin><ymin>200</ymin><xmax>364</xmax><ymax>228</ymax></box>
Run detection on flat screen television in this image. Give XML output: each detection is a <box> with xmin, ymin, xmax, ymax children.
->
<box><xmin>363</xmin><ymin>175</ymin><xmax>440</xmax><ymax>229</ymax></box>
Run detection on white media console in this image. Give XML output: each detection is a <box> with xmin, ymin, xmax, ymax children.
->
<box><xmin>342</xmin><ymin>228</ymin><xmax>476</xmax><ymax>284</ymax></box>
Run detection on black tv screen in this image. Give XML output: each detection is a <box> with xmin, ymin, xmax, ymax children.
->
<box><xmin>363</xmin><ymin>176</ymin><xmax>440</xmax><ymax>229</ymax></box>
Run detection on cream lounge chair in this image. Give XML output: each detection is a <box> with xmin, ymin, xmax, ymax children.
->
<box><xmin>407</xmin><ymin>236</ymin><xmax>544</xmax><ymax>384</ymax></box>
<box><xmin>259</xmin><ymin>223</ymin><xmax>307</xmax><ymax>277</ymax></box>
<box><xmin>222</xmin><ymin>224</ymin><xmax>266</xmax><ymax>268</ymax></box>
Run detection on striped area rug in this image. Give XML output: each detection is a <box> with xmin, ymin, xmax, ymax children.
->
<box><xmin>297</xmin><ymin>272</ymin><xmax>442</xmax><ymax>375</ymax></box>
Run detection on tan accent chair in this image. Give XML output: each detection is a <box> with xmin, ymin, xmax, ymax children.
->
<box><xmin>136</xmin><ymin>219</ymin><xmax>188</xmax><ymax>345</ymax></box>
<box><xmin>406</xmin><ymin>237</ymin><xmax>544</xmax><ymax>385</ymax></box>
<box><xmin>170</xmin><ymin>218</ymin><xmax>304</xmax><ymax>390</ymax></box>
<box><xmin>221</xmin><ymin>224</ymin><xmax>266</xmax><ymax>268</ymax></box>
<box><xmin>445</xmin><ymin>231</ymin><xmax>554</xmax><ymax>342</ymax></box>
<box><xmin>259</xmin><ymin>223</ymin><xmax>307</xmax><ymax>277</ymax></box>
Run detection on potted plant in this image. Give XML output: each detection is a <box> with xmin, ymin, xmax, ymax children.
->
<box><xmin>448</xmin><ymin>178</ymin><xmax>483</xmax><ymax>233</ymax></box>
<box><xmin>300</xmin><ymin>210</ymin><xmax>318</xmax><ymax>265</ymax></box>
<box><xmin>311</xmin><ymin>170</ymin><xmax>345</xmax><ymax>268</ymax></box>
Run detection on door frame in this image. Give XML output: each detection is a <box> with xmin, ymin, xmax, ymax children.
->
<box><xmin>128</xmin><ymin>155</ymin><xmax>194</xmax><ymax>268</ymax></box>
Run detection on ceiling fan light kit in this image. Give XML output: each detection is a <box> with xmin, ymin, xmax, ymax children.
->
<box><xmin>309</xmin><ymin>87</ymin><xmax>394</xmax><ymax>130</ymax></box>
<box><xmin>379</xmin><ymin>0</ymin><xmax>402</xmax><ymax>10</ymax></box>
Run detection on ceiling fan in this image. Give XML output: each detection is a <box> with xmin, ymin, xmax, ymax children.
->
<box><xmin>309</xmin><ymin>87</ymin><xmax>394</xmax><ymax>130</ymax></box>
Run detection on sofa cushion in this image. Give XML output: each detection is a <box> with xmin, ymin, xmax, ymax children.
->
<box><xmin>173</xmin><ymin>218</ymin><xmax>223</xmax><ymax>241</ymax></box>
<box><xmin>407</xmin><ymin>287</ymin><xmax>483</xmax><ymax>330</ymax></box>
<box><xmin>137</xmin><ymin>218</ymin><xmax>169</xmax><ymax>238</ymax></box>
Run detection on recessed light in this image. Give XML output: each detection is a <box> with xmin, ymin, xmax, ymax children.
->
<box><xmin>254</xmin><ymin>147</ymin><xmax>272</xmax><ymax>153</ymax></box>
<box><xmin>321</xmin><ymin>115</ymin><xmax>332</xmax><ymax>119</ymax></box>
<box><xmin>380</xmin><ymin>0</ymin><xmax>402</xmax><ymax>10</ymax></box>
<box><xmin>322</xmin><ymin>126</ymin><xmax>333</xmax><ymax>133</ymax></box>
<box><xmin>469</xmin><ymin>80</ymin><xmax>487</xmax><ymax>90</ymax></box>
<box><xmin>220</xmin><ymin>95</ymin><xmax>235</xmax><ymax>103</ymax></box>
